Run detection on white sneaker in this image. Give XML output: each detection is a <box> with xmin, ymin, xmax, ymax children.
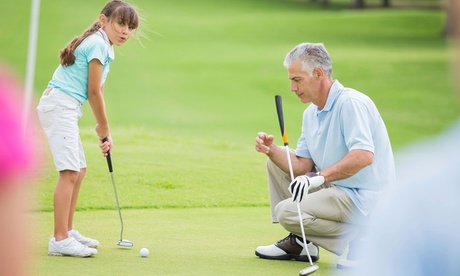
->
<box><xmin>68</xmin><ymin>229</ymin><xmax>99</xmax><ymax>248</ymax></box>
<box><xmin>48</xmin><ymin>237</ymin><xmax>97</xmax><ymax>257</ymax></box>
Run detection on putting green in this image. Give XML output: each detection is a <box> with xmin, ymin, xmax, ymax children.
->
<box><xmin>28</xmin><ymin>207</ymin><xmax>353</xmax><ymax>275</ymax></box>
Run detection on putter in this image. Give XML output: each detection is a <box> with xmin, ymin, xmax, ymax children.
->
<box><xmin>103</xmin><ymin>138</ymin><xmax>133</xmax><ymax>247</ymax></box>
<box><xmin>275</xmin><ymin>95</ymin><xmax>319</xmax><ymax>276</ymax></box>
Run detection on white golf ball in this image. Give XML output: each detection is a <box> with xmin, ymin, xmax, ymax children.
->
<box><xmin>140</xmin><ymin>247</ymin><xmax>149</xmax><ymax>257</ymax></box>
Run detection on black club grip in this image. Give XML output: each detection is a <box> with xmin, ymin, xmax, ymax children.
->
<box><xmin>102</xmin><ymin>137</ymin><xmax>113</xmax><ymax>173</ymax></box>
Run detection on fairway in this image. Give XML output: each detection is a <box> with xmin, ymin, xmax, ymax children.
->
<box><xmin>0</xmin><ymin>0</ymin><xmax>458</xmax><ymax>275</ymax></box>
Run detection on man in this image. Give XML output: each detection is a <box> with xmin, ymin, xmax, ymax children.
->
<box><xmin>254</xmin><ymin>42</ymin><xmax>395</xmax><ymax>266</ymax></box>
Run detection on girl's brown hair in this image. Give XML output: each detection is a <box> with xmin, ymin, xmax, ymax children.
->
<box><xmin>59</xmin><ymin>0</ymin><xmax>139</xmax><ymax>66</ymax></box>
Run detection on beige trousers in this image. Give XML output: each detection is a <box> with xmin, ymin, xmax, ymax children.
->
<box><xmin>266</xmin><ymin>158</ymin><xmax>365</xmax><ymax>256</ymax></box>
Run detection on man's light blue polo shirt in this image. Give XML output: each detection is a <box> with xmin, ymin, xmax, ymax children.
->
<box><xmin>48</xmin><ymin>29</ymin><xmax>114</xmax><ymax>104</ymax></box>
<box><xmin>295</xmin><ymin>80</ymin><xmax>396</xmax><ymax>215</ymax></box>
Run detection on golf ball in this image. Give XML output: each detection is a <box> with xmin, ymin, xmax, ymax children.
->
<box><xmin>140</xmin><ymin>248</ymin><xmax>149</xmax><ymax>257</ymax></box>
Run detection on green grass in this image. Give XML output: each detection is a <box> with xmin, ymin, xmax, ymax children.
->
<box><xmin>1</xmin><ymin>0</ymin><xmax>458</xmax><ymax>275</ymax></box>
<box><xmin>16</xmin><ymin>0</ymin><xmax>456</xmax><ymax>211</ymax></box>
<box><xmin>28</xmin><ymin>208</ymin><xmax>347</xmax><ymax>276</ymax></box>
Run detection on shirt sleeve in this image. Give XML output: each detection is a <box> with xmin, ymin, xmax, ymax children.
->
<box><xmin>340</xmin><ymin>97</ymin><xmax>375</xmax><ymax>153</ymax></box>
<box><xmin>82</xmin><ymin>36</ymin><xmax>108</xmax><ymax>65</ymax></box>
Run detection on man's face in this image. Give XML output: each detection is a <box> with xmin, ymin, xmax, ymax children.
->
<box><xmin>287</xmin><ymin>61</ymin><xmax>319</xmax><ymax>104</ymax></box>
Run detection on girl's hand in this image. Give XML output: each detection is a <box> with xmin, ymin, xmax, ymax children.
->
<box><xmin>95</xmin><ymin>122</ymin><xmax>110</xmax><ymax>140</ymax></box>
<box><xmin>100</xmin><ymin>137</ymin><xmax>113</xmax><ymax>157</ymax></box>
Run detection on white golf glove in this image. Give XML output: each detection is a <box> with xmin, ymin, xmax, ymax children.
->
<box><xmin>289</xmin><ymin>173</ymin><xmax>326</xmax><ymax>202</ymax></box>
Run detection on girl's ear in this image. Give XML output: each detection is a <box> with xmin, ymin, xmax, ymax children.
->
<box><xmin>99</xmin><ymin>14</ymin><xmax>107</xmax><ymax>28</ymax></box>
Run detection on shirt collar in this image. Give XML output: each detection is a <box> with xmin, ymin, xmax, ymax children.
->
<box><xmin>316</xmin><ymin>80</ymin><xmax>343</xmax><ymax>115</ymax></box>
<box><xmin>97</xmin><ymin>28</ymin><xmax>115</xmax><ymax>61</ymax></box>
<box><xmin>97</xmin><ymin>28</ymin><xmax>111</xmax><ymax>45</ymax></box>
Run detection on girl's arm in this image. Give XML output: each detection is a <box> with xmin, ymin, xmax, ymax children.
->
<box><xmin>87</xmin><ymin>59</ymin><xmax>110</xmax><ymax>144</ymax></box>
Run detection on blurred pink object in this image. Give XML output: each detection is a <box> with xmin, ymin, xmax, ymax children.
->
<box><xmin>0</xmin><ymin>66</ymin><xmax>34</xmax><ymax>185</ymax></box>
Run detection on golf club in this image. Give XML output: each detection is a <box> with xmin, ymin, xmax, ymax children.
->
<box><xmin>102</xmin><ymin>138</ymin><xmax>133</xmax><ymax>247</ymax></box>
<box><xmin>275</xmin><ymin>95</ymin><xmax>319</xmax><ymax>276</ymax></box>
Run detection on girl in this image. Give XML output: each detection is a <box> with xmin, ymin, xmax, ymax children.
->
<box><xmin>37</xmin><ymin>0</ymin><xmax>139</xmax><ymax>257</ymax></box>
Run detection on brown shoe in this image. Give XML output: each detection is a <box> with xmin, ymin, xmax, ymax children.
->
<box><xmin>255</xmin><ymin>233</ymin><xmax>320</xmax><ymax>262</ymax></box>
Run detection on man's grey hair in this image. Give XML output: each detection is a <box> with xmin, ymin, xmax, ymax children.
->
<box><xmin>283</xmin><ymin>43</ymin><xmax>332</xmax><ymax>77</ymax></box>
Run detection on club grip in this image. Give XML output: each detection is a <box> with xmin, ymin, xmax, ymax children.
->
<box><xmin>102</xmin><ymin>137</ymin><xmax>113</xmax><ymax>173</ymax></box>
<box><xmin>275</xmin><ymin>95</ymin><xmax>289</xmax><ymax>146</ymax></box>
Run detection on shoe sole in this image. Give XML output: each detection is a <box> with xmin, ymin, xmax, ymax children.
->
<box><xmin>72</xmin><ymin>240</ymin><xmax>99</xmax><ymax>248</ymax></box>
<box><xmin>85</xmin><ymin>244</ymin><xmax>98</xmax><ymax>249</ymax></box>
<box><xmin>255</xmin><ymin>251</ymin><xmax>319</xmax><ymax>262</ymax></box>
<box><xmin>48</xmin><ymin>252</ymin><xmax>95</xmax><ymax>258</ymax></box>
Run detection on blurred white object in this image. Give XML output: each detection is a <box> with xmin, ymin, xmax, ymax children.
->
<box><xmin>356</xmin><ymin>119</ymin><xmax>460</xmax><ymax>276</ymax></box>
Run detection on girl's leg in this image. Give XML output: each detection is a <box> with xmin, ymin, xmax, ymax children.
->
<box><xmin>67</xmin><ymin>168</ymin><xmax>86</xmax><ymax>231</ymax></box>
<box><xmin>53</xmin><ymin>170</ymin><xmax>80</xmax><ymax>241</ymax></box>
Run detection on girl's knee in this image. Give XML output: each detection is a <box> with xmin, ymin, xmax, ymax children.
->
<box><xmin>59</xmin><ymin>170</ymin><xmax>80</xmax><ymax>183</ymax></box>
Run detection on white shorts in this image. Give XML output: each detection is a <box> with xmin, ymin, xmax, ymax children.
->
<box><xmin>37</xmin><ymin>88</ymin><xmax>86</xmax><ymax>172</ymax></box>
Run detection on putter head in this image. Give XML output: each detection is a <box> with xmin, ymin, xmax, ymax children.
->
<box><xmin>299</xmin><ymin>265</ymin><xmax>319</xmax><ymax>276</ymax></box>
<box><xmin>117</xmin><ymin>239</ymin><xmax>133</xmax><ymax>247</ymax></box>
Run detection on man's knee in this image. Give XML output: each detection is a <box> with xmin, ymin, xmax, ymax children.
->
<box><xmin>266</xmin><ymin>158</ymin><xmax>290</xmax><ymax>183</ymax></box>
<box><xmin>266</xmin><ymin>158</ymin><xmax>279</xmax><ymax>173</ymax></box>
<box><xmin>274</xmin><ymin>200</ymin><xmax>295</xmax><ymax>227</ymax></box>
<box><xmin>275</xmin><ymin>199</ymin><xmax>316</xmax><ymax>231</ymax></box>
<box><xmin>274</xmin><ymin>200</ymin><xmax>282</xmax><ymax>221</ymax></box>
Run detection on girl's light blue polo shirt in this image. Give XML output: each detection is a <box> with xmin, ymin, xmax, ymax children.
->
<box><xmin>295</xmin><ymin>80</ymin><xmax>396</xmax><ymax>215</ymax></box>
<box><xmin>47</xmin><ymin>29</ymin><xmax>114</xmax><ymax>104</ymax></box>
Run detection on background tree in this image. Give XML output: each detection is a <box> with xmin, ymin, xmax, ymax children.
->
<box><xmin>443</xmin><ymin>0</ymin><xmax>459</xmax><ymax>37</ymax></box>
<box><xmin>313</xmin><ymin>0</ymin><xmax>391</xmax><ymax>8</ymax></box>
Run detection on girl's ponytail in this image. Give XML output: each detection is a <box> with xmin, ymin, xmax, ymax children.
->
<box><xmin>59</xmin><ymin>22</ymin><xmax>101</xmax><ymax>66</ymax></box>
<box><xmin>58</xmin><ymin>0</ymin><xmax>139</xmax><ymax>66</ymax></box>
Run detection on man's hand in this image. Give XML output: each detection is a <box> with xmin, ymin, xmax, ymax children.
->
<box><xmin>255</xmin><ymin>132</ymin><xmax>274</xmax><ymax>155</ymax></box>
<box><xmin>289</xmin><ymin>173</ymin><xmax>326</xmax><ymax>202</ymax></box>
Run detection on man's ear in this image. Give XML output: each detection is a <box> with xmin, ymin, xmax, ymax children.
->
<box><xmin>313</xmin><ymin>67</ymin><xmax>324</xmax><ymax>80</ymax></box>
